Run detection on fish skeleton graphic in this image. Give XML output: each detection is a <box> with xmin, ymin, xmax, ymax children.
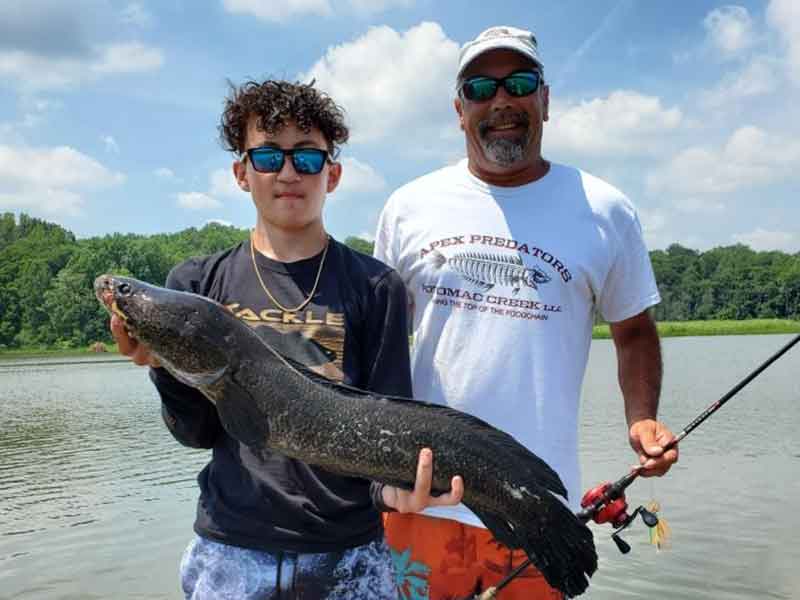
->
<box><xmin>429</xmin><ymin>250</ymin><xmax>551</xmax><ymax>294</ymax></box>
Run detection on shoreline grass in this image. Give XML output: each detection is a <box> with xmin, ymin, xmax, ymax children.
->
<box><xmin>592</xmin><ymin>318</ymin><xmax>800</xmax><ymax>339</ymax></box>
<box><xmin>0</xmin><ymin>344</ymin><xmax>121</xmax><ymax>361</ymax></box>
<box><xmin>2</xmin><ymin>320</ymin><xmax>798</xmax><ymax>359</ymax></box>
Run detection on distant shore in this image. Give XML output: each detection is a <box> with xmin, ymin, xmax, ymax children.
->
<box><xmin>591</xmin><ymin>318</ymin><xmax>800</xmax><ymax>339</ymax></box>
<box><xmin>2</xmin><ymin>319</ymin><xmax>798</xmax><ymax>361</ymax></box>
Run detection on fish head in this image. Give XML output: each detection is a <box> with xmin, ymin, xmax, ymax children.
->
<box><xmin>94</xmin><ymin>274</ymin><xmax>233</xmax><ymax>387</ymax></box>
<box><xmin>523</xmin><ymin>266</ymin><xmax>551</xmax><ymax>288</ymax></box>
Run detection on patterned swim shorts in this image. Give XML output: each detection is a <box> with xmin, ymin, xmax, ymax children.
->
<box><xmin>180</xmin><ymin>535</ymin><xmax>399</xmax><ymax>600</ymax></box>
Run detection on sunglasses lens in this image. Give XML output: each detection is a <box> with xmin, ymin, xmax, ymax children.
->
<box><xmin>504</xmin><ymin>72</ymin><xmax>539</xmax><ymax>97</ymax></box>
<box><xmin>463</xmin><ymin>77</ymin><xmax>498</xmax><ymax>102</ymax></box>
<box><xmin>249</xmin><ymin>148</ymin><xmax>284</xmax><ymax>173</ymax></box>
<box><xmin>463</xmin><ymin>72</ymin><xmax>541</xmax><ymax>102</ymax></box>
<box><xmin>292</xmin><ymin>149</ymin><xmax>326</xmax><ymax>174</ymax></box>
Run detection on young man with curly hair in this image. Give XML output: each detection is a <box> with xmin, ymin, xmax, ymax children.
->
<box><xmin>109</xmin><ymin>79</ymin><xmax>462</xmax><ymax>599</ymax></box>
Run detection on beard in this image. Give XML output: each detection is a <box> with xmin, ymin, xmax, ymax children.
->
<box><xmin>477</xmin><ymin>111</ymin><xmax>531</xmax><ymax>167</ymax></box>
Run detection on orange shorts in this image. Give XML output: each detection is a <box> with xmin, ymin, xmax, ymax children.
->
<box><xmin>383</xmin><ymin>512</ymin><xmax>563</xmax><ymax>600</ymax></box>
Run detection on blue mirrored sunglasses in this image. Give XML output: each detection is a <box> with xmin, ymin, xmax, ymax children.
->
<box><xmin>245</xmin><ymin>147</ymin><xmax>331</xmax><ymax>175</ymax></box>
<box><xmin>461</xmin><ymin>70</ymin><xmax>542</xmax><ymax>102</ymax></box>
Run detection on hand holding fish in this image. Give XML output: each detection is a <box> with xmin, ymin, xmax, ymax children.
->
<box><xmin>628</xmin><ymin>419</ymin><xmax>679</xmax><ymax>477</ymax></box>
<box><xmin>381</xmin><ymin>448</ymin><xmax>464</xmax><ymax>512</ymax></box>
<box><xmin>110</xmin><ymin>314</ymin><xmax>161</xmax><ymax>368</ymax></box>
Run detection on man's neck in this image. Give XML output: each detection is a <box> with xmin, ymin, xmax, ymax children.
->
<box><xmin>468</xmin><ymin>155</ymin><xmax>550</xmax><ymax>187</ymax></box>
<box><xmin>252</xmin><ymin>221</ymin><xmax>328</xmax><ymax>262</ymax></box>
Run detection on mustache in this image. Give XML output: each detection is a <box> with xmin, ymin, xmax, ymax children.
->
<box><xmin>478</xmin><ymin>111</ymin><xmax>530</xmax><ymax>137</ymax></box>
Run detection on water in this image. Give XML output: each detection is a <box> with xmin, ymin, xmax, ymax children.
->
<box><xmin>1</xmin><ymin>335</ymin><xmax>799</xmax><ymax>599</ymax></box>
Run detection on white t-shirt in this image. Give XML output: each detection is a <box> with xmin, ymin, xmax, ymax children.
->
<box><xmin>374</xmin><ymin>159</ymin><xmax>660</xmax><ymax>527</ymax></box>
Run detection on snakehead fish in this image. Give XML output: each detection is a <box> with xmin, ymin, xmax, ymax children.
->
<box><xmin>94</xmin><ymin>274</ymin><xmax>597</xmax><ymax>597</ymax></box>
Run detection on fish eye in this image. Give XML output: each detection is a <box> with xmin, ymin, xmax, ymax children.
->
<box><xmin>117</xmin><ymin>282</ymin><xmax>132</xmax><ymax>296</ymax></box>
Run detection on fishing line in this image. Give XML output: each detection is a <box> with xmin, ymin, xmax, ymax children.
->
<box><xmin>471</xmin><ymin>332</ymin><xmax>800</xmax><ymax>600</ymax></box>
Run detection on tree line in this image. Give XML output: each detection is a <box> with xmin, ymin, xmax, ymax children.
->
<box><xmin>0</xmin><ymin>212</ymin><xmax>797</xmax><ymax>350</ymax></box>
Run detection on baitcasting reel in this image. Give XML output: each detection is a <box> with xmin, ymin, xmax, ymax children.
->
<box><xmin>580</xmin><ymin>482</ymin><xmax>659</xmax><ymax>554</ymax></box>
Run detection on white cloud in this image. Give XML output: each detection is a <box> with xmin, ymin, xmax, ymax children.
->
<box><xmin>209</xmin><ymin>168</ymin><xmax>244</xmax><ymax>199</ymax></box>
<box><xmin>704</xmin><ymin>6</ymin><xmax>756</xmax><ymax>58</ymax></box>
<box><xmin>546</xmin><ymin>91</ymin><xmax>683</xmax><ymax>157</ymax></box>
<box><xmin>333</xmin><ymin>157</ymin><xmax>387</xmax><ymax>196</ymax></box>
<box><xmin>223</xmin><ymin>0</ymin><xmax>412</xmax><ymax>21</ymax></box>
<box><xmin>121</xmin><ymin>3</ymin><xmax>153</xmax><ymax>27</ymax></box>
<box><xmin>91</xmin><ymin>42</ymin><xmax>164</xmax><ymax>75</ymax></box>
<box><xmin>101</xmin><ymin>135</ymin><xmax>119</xmax><ymax>154</ymax></box>
<box><xmin>175</xmin><ymin>168</ymin><xmax>243</xmax><ymax>212</ymax></box>
<box><xmin>646</xmin><ymin>125</ymin><xmax>800</xmax><ymax>196</ymax></box>
<box><xmin>356</xmin><ymin>230</ymin><xmax>375</xmax><ymax>242</ymax></box>
<box><xmin>205</xmin><ymin>218</ymin><xmax>234</xmax><ymax>227</ymax></box>
<box><xmin>699</xmin><ymin>55</ymin><xmax>781</xmax><ymax>107</ymax></box>
<box><xmin>767</xmin><ymin>0</ymin><xmax>800</xmax><ymax>85</ymax></box>
<box><xmin>732</xmin><ymin>228</ymin><xmax>799</xmax><ymax>252</ymax></box>
<box><xmin>0</xmin><ymin>42</ymin><xmax>163</xmax><ymax>90</ymax></box>
<box><xmin>303</xmin><ymin>22</ymin><xmax>460</xmax><ymax>144</ymax></box>
<box><xmin>346</xmin><ymin>0</ymin><xmax>413</xmax><ymax>15</ymax></box>
<box><xmin>0</xmin><ymin>144</ymin><xmax>124</xmax><ymax>215</ymax></box>
<box><xmin>176</xmin><ymin>192</ymin><xmax>222</xmax><ymax>210</ymax></box>
<box><xmin>222</xmin><ymin>0</ymin><xmax>332</xmax><ymax>23</ymax></box>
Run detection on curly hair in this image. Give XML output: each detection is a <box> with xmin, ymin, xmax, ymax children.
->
<box><xmin>219</xmin><ymin>79</ymin><xmax>349</xmax><ymax>156</ymax></box>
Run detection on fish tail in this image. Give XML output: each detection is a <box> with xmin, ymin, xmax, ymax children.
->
<box><xmin>427</xmin><ymin>249</ymin><xmax>447</xmax><ymax>270</ymax></box>
<box><xmin>469</xmin><ymin>495</ymin><xmax>597</xmax><ymax>598</ymax></box>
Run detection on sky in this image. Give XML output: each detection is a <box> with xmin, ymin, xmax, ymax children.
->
<box><xmin>0</xmin><ymin>0</ymin><xmax>798</xmax><ymax>253</ymax></box>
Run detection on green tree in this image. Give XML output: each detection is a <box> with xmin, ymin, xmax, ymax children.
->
<box><xmin>344</xmin><ymin>236</ymin><xmax>374</xmax><ymax>256</ymax></box>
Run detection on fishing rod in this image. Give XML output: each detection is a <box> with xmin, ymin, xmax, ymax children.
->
<box><xmin>471</xmin><ymin>332</ymin><xmax>800</xmax><ymax>600</ymax></box>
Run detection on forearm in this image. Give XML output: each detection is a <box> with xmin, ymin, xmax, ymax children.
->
<box><xmin>150</xmin><ymin>367</ymin><xmax>222</xmax><ymax>448</ymax></box>
<box><xmin>610</xmin><ymin>312</ymin><xmax>662</xmax><ymax>426</ymax></box>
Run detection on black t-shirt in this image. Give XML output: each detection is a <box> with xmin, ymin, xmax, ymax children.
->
<box><xmin>149</xmin><ymin>238</ymin><xmax>412</xmax><ymax>553</ymax></box>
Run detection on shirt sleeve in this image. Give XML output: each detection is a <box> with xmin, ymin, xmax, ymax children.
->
<box><xmin>597</xmin><ymin>212</ymin><xmax>662</xmax><ymax>323</ymax></box>
<box><xmin>149</xmin><ymin>259</ymin><xmax>223</xmax><ymax>449</ymax></box>
<box><xmin>373</xmin><ymin>196</ymin><xmax>398</xmax><ymax>269</ymax></box>
<box><xmin>362</xmin><ymin>269</ymin><xmax>413</xmax><ymax>398</ymax></box>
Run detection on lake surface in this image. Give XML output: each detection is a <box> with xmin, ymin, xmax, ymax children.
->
<box><xmin>1</xmin><ymin>335</ymin><xmax>799</xmax><ymax>599</ymax></box>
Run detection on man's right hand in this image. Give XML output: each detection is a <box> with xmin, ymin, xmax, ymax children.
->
<box><xmin>110</xmin><ymin>314</ymin><xmax>161</xmax><ymax>367</ymax></box>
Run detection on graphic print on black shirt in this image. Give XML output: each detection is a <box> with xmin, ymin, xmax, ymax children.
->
<box><xmin>226</xmin><ymin>305</ymin><xmax>346</xmax><ymax>381</ymax></box>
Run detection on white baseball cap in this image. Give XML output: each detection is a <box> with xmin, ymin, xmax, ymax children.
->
<box><xmin>457</xmin><ymin>26</ymin><xmax>543</xmax><ymax>79</ymax></box>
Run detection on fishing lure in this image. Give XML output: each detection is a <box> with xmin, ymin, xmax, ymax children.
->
<box><xmin>646</xmin><ymin>501</ymin><xmax>671</xmax><ymax>550</ymax></box>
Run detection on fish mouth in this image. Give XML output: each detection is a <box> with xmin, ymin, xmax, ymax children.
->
<box><xmin>94</xmin><ymin>274</ymin><xmax>129</xmax><ymax>322</ymax></box>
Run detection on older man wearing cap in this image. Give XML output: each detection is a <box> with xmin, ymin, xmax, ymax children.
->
<box><xmin>374</xmin><ymin>26</ymin><xmax>678</xmax><ymax>599</ymax></box>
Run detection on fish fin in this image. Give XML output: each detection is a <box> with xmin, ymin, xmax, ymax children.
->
<box><xmin>472</xmin><ymin>493</ymin><xmax>597</xmax><ymax>598</ymax></box>
<box><xmin>168</xmin><ymin>364</ymin><xmax>228</xmax><ymax>389</ymax></box>
<box><xmin>468</xmin><ymin>507</ymin><xmax>520</xmax><ymax>549</ymax></box>
<box><xmin>212</xmin><ymin>374</ymin><xmax>270</xmax><ymax>449</ymax></box>
<box><xmin>426</xmin><ymin>249</ymin><xmax>447</xmax><ymax>269</ymax></box>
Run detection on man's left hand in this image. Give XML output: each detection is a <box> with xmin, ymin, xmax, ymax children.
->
<box><xmin>629</xmin><ymin>419</ymin><xmax>679</xmax><ymax>477</ymax></box>
<box><xmin>381</xmin><ymin>448</ymin><xmax>464</xmax><ymax>512</ymax></box>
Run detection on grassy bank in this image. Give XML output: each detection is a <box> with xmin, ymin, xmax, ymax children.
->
<box><xmin>0</xmin><ymin>344</ymin><xmax>120</xmax><ymax>361</ymax></box>
<box><xmin>593</xmin><ymin>318</ymin><xmax>800</xmax><ymax>339</ymax></box>
<box><xmin>2</xmin><ymin>320</ymin><xmax>798</xmax><ymax>359</ymax></box>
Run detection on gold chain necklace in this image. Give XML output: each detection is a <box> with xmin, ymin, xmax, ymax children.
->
<box><xmin>249</xmin><ymin>230</ymin><xmax>330</xmax><ymax>313</ymax></box>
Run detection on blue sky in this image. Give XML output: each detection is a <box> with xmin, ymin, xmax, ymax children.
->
<box><xmin>1</xmin><ymin>0</ymin><xmax>798</xmax><ymax>252</ymax></box>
